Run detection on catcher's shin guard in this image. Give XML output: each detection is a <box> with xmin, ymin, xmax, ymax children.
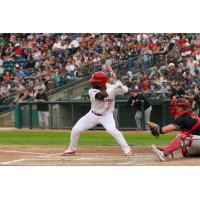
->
<box><xmin>161</xmin><ymin>132</ymin><xmax>188</xmax><ymax>155</ymax></box>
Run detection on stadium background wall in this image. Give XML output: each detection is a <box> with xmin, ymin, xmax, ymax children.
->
<box><xmin>15</xmin><ymin>100</ymin><xmax>173</xmax><ymax>129</ymax></box>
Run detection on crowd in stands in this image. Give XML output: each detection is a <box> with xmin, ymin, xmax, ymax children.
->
<box><xmin>1</xmin><ymin>33</ymin><xmax>200</xmax><ymax>112</ymax></box>
<box><xmin>119</xmin><ymin>33</ymin><xmax>200</xmax><ymax>101</ymax></box>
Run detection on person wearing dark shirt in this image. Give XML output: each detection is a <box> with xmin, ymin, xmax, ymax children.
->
<box><xmin>185</xmin><ymin>86</ymin><xmax>200</xmax><ymax>116</ymax></box>
<box><xmin>171</xmin><ymin>82</ymin><xmax>185</xmax><ymax>99</ymax></box>
<box><xmin>16</xmin><ymin>90</ymin><xmax>31</xmax><ymax>103</ymax></box>
<box><xmin>131</xmin><ymin>77</ymin><xmax>140</xmax><ymax>90</ymax></box>
<box><xmin>35</xmin><ymin>87</ymin><xmax>49</xmax><ymax>128</ymax></box>
<box><xmin>152</xmin><ymin>98</ymin><xmax>200</xmax><ymax>162</ymax></box>
<box><xmin>128</xmin><ymin>89</ymin><xmax>151</xmax><ymax>130</ymax></box>
<box><xmin>123</xmin><ymin>76</ymin><xmax>133</xmax><ymax>88</ymax></box>
<box><xmin>193</xmin><ymin>91</ymin><xmax>200</xmax><ymax>116</ymax></box>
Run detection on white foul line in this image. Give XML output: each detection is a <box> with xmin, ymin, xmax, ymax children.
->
<box><xmin>0</xmin><ymin>149</ymin><xmax>60</xmax><ymax>156</ymax></box>
<box><xmin>1</xmin><ymin>159</ymin><xmax>26</xmax><ymax>165</ymax></box>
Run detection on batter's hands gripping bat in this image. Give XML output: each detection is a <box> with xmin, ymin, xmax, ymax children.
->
<box><xmin>106</xmin><ymin>64</ymin><xmax>128</xmax><ymax>93</ymax></box>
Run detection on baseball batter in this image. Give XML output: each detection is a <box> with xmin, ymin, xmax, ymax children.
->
<box><xmin>148</xmin><ymin>98</ymin><xmax>200</xmax><ymax>161</ymax></box>
<box><xmin>63</xmin><ymin>71</ymin><xmax>132</xmax><ymax>156</ymax></box>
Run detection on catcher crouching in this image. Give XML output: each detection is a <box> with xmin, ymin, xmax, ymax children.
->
<box><xmin>148</xmin><ymin>98</ymin><xmax>200</xmax><ymax>161</ymax></box>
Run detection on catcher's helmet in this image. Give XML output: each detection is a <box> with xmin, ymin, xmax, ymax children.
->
<box><xmin>169</xmin><ymin>98</ymin><xmax>192</xmax><ymax>109</ymax></box>
<box><xmin>172</xmin><ymin>98</ymin><xmax>192</xmax><ymax>109</ymax></box>
<box><xmin>169</xmin><ymin>98</ymin><xmax>192</xmax><ymax>118</ymax></box>
<box><xmin>90</xmin><ymin>71</ymin><xmax>108</xmax><ymax>87</ymax></box>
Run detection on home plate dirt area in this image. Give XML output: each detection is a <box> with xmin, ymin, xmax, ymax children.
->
<box><xmin>0</xmin><ymin>146</ymin><xmax>200</xmax><ymax>166</ymax></box>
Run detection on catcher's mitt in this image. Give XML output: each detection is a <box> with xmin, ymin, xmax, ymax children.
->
<box><xmin>147</xmin><ymin>121</ymin><xmax>162</xmax><ymax>137</ymax></box>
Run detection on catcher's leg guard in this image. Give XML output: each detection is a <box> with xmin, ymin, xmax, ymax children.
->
<box><xmin>160</xmin><ymin>132</ymin><xmax>188</xmax><ymax>156</ymax></box>
<box><xmin>184</xmin><ymin>135</ymin><xmax>200</xmax><ymax>156</ymax></box>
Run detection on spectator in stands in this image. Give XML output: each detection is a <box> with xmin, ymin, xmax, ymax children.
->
<box><xmin>34</xmin><ymin>86</ymin><xmax>49</xmax><ymax>129</ymax></box>
<box><xmin>65</xmin><ymin>59</ymin><xmax>77</xmax><ymax>78</ymax></box>
<box><xmin>0</xmin><ymin>60</ymin><xmax>4</xmax><ymax>81</ymax></box>
<box><xmin>184</xmin><ymin>85</ymin><xmax>200</xmax><ymax>116</ymax></box>
<box><xmin>131</xmin><ymin>76</ymin><xmax>140</xmax><ymax>90</ymax></box>
<box><xmin>15</xmin><ymin>64</ymin><xmax>25</xmax><ymax>79</ymax></box>
<box><xmin>0</xmin><ymin>82</ymin><xmax>5</xmax><ymax>99</ymax></box>
<box><xmin>16</xmin><ymin>90</ymin><xmax>31</xmax><ymax>103</ymax></box>
<box><xmin>195</xmin><ymin>70</ymin><xmax>200</xmax><ymax>85</ymax></box>
<box><xmin>141</xmin><ymin>75</ymin><xmax>150</xmax><ymax>94</ymax></box>
<box><xmin>3</xmin><ymin>71</ymin><xmax>11</xmax><ymax>82</ymax></box>
<box><xmin>193</xmin><ymin>88</ymin><xmax>200</xmax><ymax>116</ymax></box>
<box><xmin>122</xmin><ymin>76</ymin><xmax>132</xmax><ymax>88</ymax></box>
<box><xmin>171</xmin><ymin>82</ymin><xmax>186</xmax><ymax>99</ymax></box>
<box><xmin>2</xmin><ymin>33</ymin><xmax>200</xmax><ymax>112</ymax></box>
<box><xmin>159</xmin><ymin>80</ymin><xmax>171</xmax><ymax>97</ymax></box>
<box><xmin>15</xmin><ymin>43</ymin><xmax>24</xmax><ymax>55</ymax></box>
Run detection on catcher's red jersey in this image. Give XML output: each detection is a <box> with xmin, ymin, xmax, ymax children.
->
<box><xmin>172</xmin><ymin>110</ymin><xmax>200</xmax><ymax>135</ymax></box>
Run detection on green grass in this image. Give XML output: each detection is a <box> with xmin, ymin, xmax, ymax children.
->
<box><xmin>0</xmin><ymin>131</ymin><xmax>175</xmax><ymax>146</ymax></box>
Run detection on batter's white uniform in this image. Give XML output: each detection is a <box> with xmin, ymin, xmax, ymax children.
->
<box><xmin>67</xmin><ymin>85</ymin><xmax>131</xmax><ymax>154</ymax></box>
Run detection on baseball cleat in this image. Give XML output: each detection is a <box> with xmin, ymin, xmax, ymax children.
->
<box><xmin>124</xmin><ymin>150</ymin><xmax>133</xmax><ymax>156</ymax></box>
<box><xmin>152</xmin><ymin>145</ymin><xmax>167</xmax><ymax>162</ymax></box>
<box><xmin>62</xmin><ymin>150</ymin><xmax>76</xmax><ymax>156</ymax></box>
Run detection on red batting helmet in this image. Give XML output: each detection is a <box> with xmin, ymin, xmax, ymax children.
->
<box><xmin>89</xmin><ymin>71</ymin><xmax>108</xmax><ymax>87</ymax></box>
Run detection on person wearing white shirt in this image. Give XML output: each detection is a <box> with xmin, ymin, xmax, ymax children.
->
<box><xmin>196</xmin><ymin>52</ymin><xmax>200</xmax><ymax>62</ymax></box>
<box><xmin>70</xmin><ymin>39</ymin><xmax>79</xmax><ymax>48</ymax></box>
<box><xmin>52</xmin><ymin>38</ymin><xmax>62</xmax><ymax>51</ymax></box>
<box><xmin>66</xmin><ymin>63</ymin><xmax>76</xmax><ymax>72</ymax></box>
<box><xmin>0</xmin><ymin>61</ymin><xmax>4</xmax><ymax>80</ymax></box>
<box><xmin>63</xmin><ymin>71</ymin><xmax>132</xmax><ymax>156</ymax></box>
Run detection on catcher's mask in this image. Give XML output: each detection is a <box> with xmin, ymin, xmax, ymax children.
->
<box><xmin>90</xmin><ymin>71</ymin><xmax>108</xmax><ymax>88</ymax></box>
<box><xmin>169</xmin><ymin>98</ymin><xmax>192</xmax><ymax>117</ymax></box>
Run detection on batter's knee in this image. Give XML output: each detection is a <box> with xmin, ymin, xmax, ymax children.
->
<box><xmin>106</xmin><ymin>127</ymin><xmax>120</xmax><ymax>135</ymax></box>
<box><xmin>71</xmin><ymin>126</ymin><xmax>82</xmax><ymax>136</ymax></box>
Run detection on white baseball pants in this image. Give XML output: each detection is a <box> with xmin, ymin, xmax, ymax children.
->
<box><xmin>67</xmin><ymin>111</ymin><xmax>131</xmax><ymax>153</ymax></box>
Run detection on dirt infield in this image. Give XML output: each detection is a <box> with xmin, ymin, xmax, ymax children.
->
<box><xmin>0</xmin><ymin>145</ymin><xmax>200</xmax><ymax>166</ymax></box>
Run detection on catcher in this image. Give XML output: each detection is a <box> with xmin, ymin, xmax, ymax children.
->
<box><xmin>147</xmin><ymin>98</ymin><xmax>200</xmax><ymax>161</ymax></box>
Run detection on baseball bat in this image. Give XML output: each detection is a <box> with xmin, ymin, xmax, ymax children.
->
<box><xmin>106</xmin><ymin>64</ymin><xmax>116</xmax><ymax>81</ymax></box>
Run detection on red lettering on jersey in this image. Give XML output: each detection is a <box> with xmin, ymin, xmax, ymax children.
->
<box><xmin>96</xmin><ymin>98</ymin><xmax>113</xmax><ymax>104</ymax></box>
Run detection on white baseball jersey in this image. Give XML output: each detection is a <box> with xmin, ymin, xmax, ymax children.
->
<box><xmin>88</xmin><ymin>85</ymin><xmax>123</xmax><ymax>115</ymax></box>
<box><xmin>66</xmin><ymin>83</ymin><xmax>131</xmax><ymax>154</ymax></box>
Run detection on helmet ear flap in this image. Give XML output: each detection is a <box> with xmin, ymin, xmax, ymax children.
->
<box><xmin>169</xmin><ymin>107</ymin><xmax>177</xmax><ymax>117</ymax></box>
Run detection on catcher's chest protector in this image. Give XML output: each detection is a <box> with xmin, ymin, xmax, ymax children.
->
<box><xmin>180</xmin><ymin>110</ymin><xmax>200</xmax><ymax>134</ymax></box>
<box><xmin>178</xmin><ymin>111</ymin><xmax>200</xmax><ymax>156</ymax></box>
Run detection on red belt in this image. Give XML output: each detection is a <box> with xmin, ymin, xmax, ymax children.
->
<box><xmin>92</xmin><ymin>111</ymin><xmax>103</xmax><ymax>116</ymax></box>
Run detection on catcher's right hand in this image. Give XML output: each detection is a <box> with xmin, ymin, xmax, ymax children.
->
<box><xmin>147</xmin><ymin>121</ymin><xmax>162</xmax><ymax>137</ymax></box>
